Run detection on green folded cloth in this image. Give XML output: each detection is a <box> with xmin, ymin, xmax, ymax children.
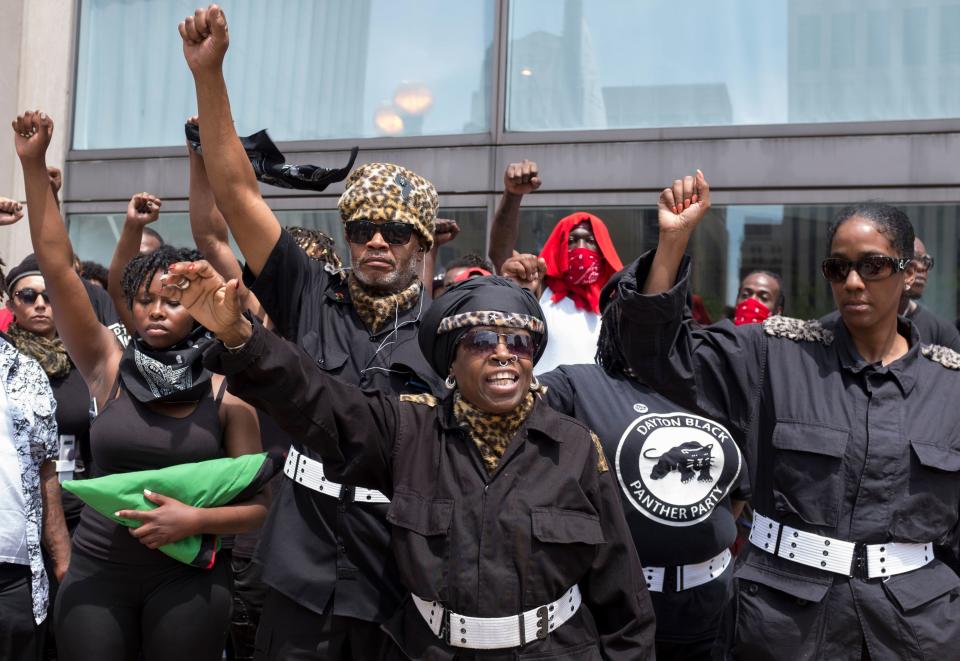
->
<box><xmin>63</xmin><ymin>451</ymin><xmax>281</xmax><ymax>567</ymax></box>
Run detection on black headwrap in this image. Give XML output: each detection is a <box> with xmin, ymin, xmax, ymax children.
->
<box><xmin>186</xmin><ymin>123</ymin><xmax>358</xmax><ymax>192</ymax></box>
<box><xmin>418</xmin><ymin>276</ymin><xmax>547</xmax><ymax>376</ymax></box>
<box><xmin>6</xmin><ymin>253</ymin><xmax>42</xmax><ymax>294</ymax></box>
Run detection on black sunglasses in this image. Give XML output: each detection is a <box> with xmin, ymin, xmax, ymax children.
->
<box><xmin>13</xmin><ymin>288</ymin><xmax>51</xmax><ymax>305</ymax></box>
<box><xmin>914</xmin><ymin>255</ymin><xmax>935</xmax><ymax>271</ymax></box>
<box><xmin>820</xmin><ymin>256</ymin><xmax>910</xmax><ymax>283</ymax></box>
<box><xmin>345</xmin><ymin>220</ymin><xmax>414</xmax><ymax>246</ymax></box>
<box><xmin>458</xmin><ymin>330</ymin><xmax>537</xmax><ymax>359</ymax></box>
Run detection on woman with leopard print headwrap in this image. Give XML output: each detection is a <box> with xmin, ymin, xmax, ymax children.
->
<box><xmin>172</xmin><ymin>261</ymin><xmax>656</xmax><ymax>660</ymax></box>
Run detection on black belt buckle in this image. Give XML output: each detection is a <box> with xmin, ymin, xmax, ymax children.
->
<box><xmin>851</xmin><ymin>543</ymin><xmax>867</xmax><ymax>579</ymax></box>
<box><xmin>535</xmin><ymin>606</ymin><xmax>549</xmax><ymax>640</ymax></box>
<box><xmin>339</xmin><ymin>485</ymin><xmax>355</xmax><ymax>504</ymax></box>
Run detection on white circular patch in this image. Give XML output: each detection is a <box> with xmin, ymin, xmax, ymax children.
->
<box><xmin>633</xmin><ymin>403</ymin><xmax>648</xmax><ymax>413</ymax></box>
<box><xmin>615</xmin><ymin>412</ymin><xmax>741</xmax><ymax>527</ymax></box>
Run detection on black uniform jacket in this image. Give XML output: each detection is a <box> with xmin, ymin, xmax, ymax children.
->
<box><xmin>616</xmin><ymin>251</ymin><xmax>960</xmax><ymax>660</ymax></box>
<box><xmin>243</xmin><ymin>229</ymin><xmax>444</xmax><ymax>621</ymax></box>
<box><xmin>207</xmin><ymin>322</ymin><xmax>656</xmax><ymax>661</ymax></box>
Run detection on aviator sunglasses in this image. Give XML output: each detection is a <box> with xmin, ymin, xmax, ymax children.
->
<box><xmin>345</xmin><ymin>220</ymin><xmax>414</xmax><ymax>246</ymax></box>
<box><xmin>820</xmin><ymin>255</ymin><xmax>910</xmax><ymax>283</ymax></box>
<box><xmin>13</xmin><ymin>288</ymin><xmax>51</xmax><ymax>305</ymax></box>
<box><xmin>457</xmin><ymin>329</ymin><xmax>537</xmax><ymax>360</ymax></box>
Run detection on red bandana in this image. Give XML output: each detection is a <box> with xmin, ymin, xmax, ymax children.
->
<box><xmin>734</xmin><ymin>298</ymin><xmax>771</xmax><ymax>326</ymax></box>
<box><xmin>539</xmin><ymin>212</ymin><xmax>623</xmax><ymax>314</ymax></box>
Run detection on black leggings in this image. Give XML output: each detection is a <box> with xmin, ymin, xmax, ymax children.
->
<box><xmin>54</xmin><ymin>549</ymin><xmax>232</xmax><ymax>661</ymax></box>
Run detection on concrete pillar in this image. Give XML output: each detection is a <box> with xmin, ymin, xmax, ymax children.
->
<box><xmin>0</xmin><ymin>0</ymin><xmax>77</xmax><ymax>268</ymax></box>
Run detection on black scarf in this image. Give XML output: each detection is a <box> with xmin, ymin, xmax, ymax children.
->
<box><xmin>119</xmin><ymin>327</ymin><xmax>214</xmax><ymax>404</ymax></box>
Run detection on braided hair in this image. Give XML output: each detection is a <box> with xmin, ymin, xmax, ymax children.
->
<box><xmin>595</xmin><ymin>296</ymin><xmax>630</xmax><ymax>377</ymax></box>
<box><xmin>120</xmin><ymin>245</ymin><xmax>202</xmax><ymax>309</ymax></box>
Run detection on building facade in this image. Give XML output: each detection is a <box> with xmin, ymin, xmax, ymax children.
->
<box><xmin>4</xmin><ymin>0</ymin><xmax>960</xmax><ymax>321</ymax></box>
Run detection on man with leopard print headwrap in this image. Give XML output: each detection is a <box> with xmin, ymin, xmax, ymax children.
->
<box><xmin>179</xmin><ymin>6</ymin><xmax>445</xmax><ymax>658</ymax></box>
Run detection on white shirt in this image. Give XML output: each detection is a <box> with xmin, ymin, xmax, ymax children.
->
<box><xmin>535</xmin><ymin>287</ymin><xmax>601</xmax><ymax>375</ymax></box>
<box><xmin>0</xmin><ymin>380</ymin><xmax>29</xmax><ymax>565</ymax></box>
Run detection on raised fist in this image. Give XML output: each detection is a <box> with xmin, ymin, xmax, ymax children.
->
<box><xmin>0</xmin><ymin>197</ymin><xmax>24</xmax><ymax>226</ymax></box>
<box><xmin>501</xmin><ymin>251</ymin><xmax>546</xmax><ymax>293</ymax></box>
<box><xmin>47</xmin><ymin>166</ymin><xmax>63</xmax><ymax>196</ymax></box>
<box><xmin>126</xmin><ymin>193</ymin><xmax>163</xmax><ymax>226</ymax></box>
<box><xmin>657</xmin><ymin>170</ymin><xmax>711</xmax><ymax>236</ymax></box>
<box><xmin>12</xmin><ymin>111</ymin><xmax>53</xmax><ymax>162</ymax></box>
<box><xmin>504</xmin><ymin>160</ymin><xmax>541</xmax><ymax>196</ymax></box>
<box><xmin>179</xmin><ymin>4</ymin><xmax>230</xmax><ymax>75</ymax></box>
<box><xmin>434</xmin><ymin>218</ymin><xmax>461</xmax><ymax>248</ymax></box>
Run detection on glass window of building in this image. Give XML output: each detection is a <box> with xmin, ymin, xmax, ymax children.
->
<box><xmin>73</xmin><ymin>0</ymin><xmax>494</xmax><ymax>149</ymax></box>
<box><xmin>506</xmin><ymin>0</ymin><xmax>960</xmax><ymax>131</ymax></box>
<box><xmin>515</xmin><ymin>204</ymin><xmax>960</xmax><ymax>322</ymax></box>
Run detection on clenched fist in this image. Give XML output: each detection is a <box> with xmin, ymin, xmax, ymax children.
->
<box><xmin>0</xmin><ymin>197</ymin><xmax>24</xmax><ymax>226</ymax></box>
<box><xmin>12</xmin><ymin>111</ymin><xmax>54</xmax><ymax>163</ymax></box>
<box><xmin>657</xmin><ymin>170</ymin><xmax>711</xmax><ymax>237</ymax></box>
<box><xmin>504</xmin><ymin>160</ymin><xmax>541</xmax><ymax>196</ymax></box>
<box><xmin>179</xmin><ymin>4</ymin><xmax>230</xmax><ymax>75</ymax></box>
<box><xmin>126</xmin><ymin>193</ymin><xmax>163</xmax><ymax>227</ymax></box>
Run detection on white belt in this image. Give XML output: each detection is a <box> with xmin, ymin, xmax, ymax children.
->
<box><xmin>283</xmin><ymin>446</ymin><xmax>390</xmax><ymax>504</ymax></box>
<box><xmin>750</xmin><ymin>512</ymin><xmax>934</xmax><ymax>579</ymax></box>
<box><xmin>412</xmin><ymin>585</ymin><xmax>582</xmax><ymax>650</ymax></box>
<box><xmin>643</xmin><ymin>548</ymin><xmax>732</xmax><ymax>592</ymax></box>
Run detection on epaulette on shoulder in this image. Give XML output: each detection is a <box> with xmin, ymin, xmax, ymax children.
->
<box><xmin>590</xmin><ymin>431</ymin><xmax>609</xmax><ymax>474</ymax></box>
<box><xmin>921</xmin><ymin>344</ymin><xmax>960</xmax><ymax>370</ymax></box>
<box><xmin>399</xmin><ymin>393</ymin><xmax>439</xmax><ymax>407</ymax></box>
<box><xmin>762</xmin><ymin>316</ymin><xmax>834</xmax><ymax>346</ymax></box>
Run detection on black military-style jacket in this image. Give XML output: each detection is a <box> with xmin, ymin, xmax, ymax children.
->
<box><xmin>207</xmin><ymin>322</ymin><xmax>656</xmax><ymax>661</ymax></box>
<box><xmin>243</xmin><ymin>229</ymin><xmax>444</xmax><ymax>621</ymax></box>
<box><xmin>616</xmin><ymin>251</ymin><xmax>960</xmax><ymax>660</ymax></box>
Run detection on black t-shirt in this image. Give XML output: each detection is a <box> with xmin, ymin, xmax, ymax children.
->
<box><xmin>50</xmin><ymin>367</ymin><xmax>92</xmax><ymax>528</ymax></box>
<box><xmin>906</xmin><ymin>303</ymin><xmax>960</xmax><ymax>351</ymax></box>
<box><xmin>540</xmin><ymin>363</ymin><xmax>747</xmax><ymax>642</ymax></box>
<box><xmin>82</xmin><ymin>278</ymin><xmax>129</xmax><ymax>347</ymax></box>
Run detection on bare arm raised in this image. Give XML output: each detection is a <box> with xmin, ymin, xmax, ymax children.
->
<box><xmin>488</xmin><ymin>160</ymin><xmax>541</xmax><ymax>272</ymax></box>
<box><xmin>107</xmin><ymin>192</ymin><xmax>162</xmax><ymax>334</ymax></box>
<box><xmin>179</xmin><ymin>5</ymin><xmax>280</xmax><ymax>276</ymax></box>
<box><xmin>12</xmin><ymin>111</ymin><xmax>121</xmax><ymax>400</ymax></box>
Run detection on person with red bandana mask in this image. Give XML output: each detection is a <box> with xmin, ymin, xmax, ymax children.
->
<box><xmin>501</xmin><ymin>213</ymin><xmax>623</xmax><ymax>375</ymax></box>
<box><xmin>490</xmin><ymin>161</ymin><xmax>624</xmax><ymax>374</ymax></box>
<box><xmin>732</xmin><ymin>270</ymin><xmax>784</xmax><ymax>326</ymax></box>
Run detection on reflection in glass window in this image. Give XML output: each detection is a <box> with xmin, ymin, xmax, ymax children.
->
<box><xmin>73</xmin><ymin>0</ymin><xmax>494</xmax><ymax>149</ymax></box>
<box><xmin>515</xmin><ymin>205</ymin><xmax>960</xmax><ymax>323</ymax></box>
<box><xmin>506</xmin><ymin>0</ymin><xmax>960</xmax><ymax>131</ymax></box>
<box><xmin>67</xmin><ymin>208</ymin><xmax>488</xmax><ymax>280</ymax></box>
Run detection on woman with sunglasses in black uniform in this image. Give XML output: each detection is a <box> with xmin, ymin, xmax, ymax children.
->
<box><xmin>165</xmin><ymin>259</ymin><xmax>656</xmax><ymax>660</ymax></box>
<box><xmin>613</xmin><ymin>171</ymin><xmax>960</xmax><ymax>659</ymax></box>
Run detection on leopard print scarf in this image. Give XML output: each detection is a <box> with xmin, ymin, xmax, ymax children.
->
<box><xmin>6</xmin><ymin>323</ymin><xmax>71</xmax><ymax>379</ymax></box>
<box><xmin>454</xmin><ymin>391</ymin><xmax>535</xmax><ymax>474</ymax></box>
<box><xmin>347</xmin><ymin>275</ymin><xmax>422</xmax><ymax>334</ymax></box>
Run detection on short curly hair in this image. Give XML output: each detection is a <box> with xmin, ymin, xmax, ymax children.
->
<box><xmin>120</xmin><ymin>245</ymin><xmax>202</xmax><ymax>309</ymax></box>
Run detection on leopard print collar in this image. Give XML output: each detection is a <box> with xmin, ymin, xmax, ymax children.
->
<box><xmin>347</xmin><ymin>274</ymin><xmax>422</xmax><ymax>335</ymax></box>
<box><xmin>453</xmin><ymin>391</ymin><xmax>535</xmax><ymax>475</ymax></box>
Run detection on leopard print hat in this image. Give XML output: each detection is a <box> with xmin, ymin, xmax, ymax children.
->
<box><xmin>419</xmin><ymin>275</ymin><xmax>547</xmax><ymax>375</ymax></box>
<box><xmin>337</xmin><ymin>162</ymin><xmax>438</xmax><ymax>249</ymax></box>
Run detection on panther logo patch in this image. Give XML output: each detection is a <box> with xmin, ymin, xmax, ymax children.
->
<box><xmin>615</xmin><ymin>412</ymin><xmax>741</xmax><ymax>527</ymax></box>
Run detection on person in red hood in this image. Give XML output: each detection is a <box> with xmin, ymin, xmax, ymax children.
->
<box><xmin>502</xmin><ymin>212</ymin><xmax>623</xmax><ymax>374</ymax></box>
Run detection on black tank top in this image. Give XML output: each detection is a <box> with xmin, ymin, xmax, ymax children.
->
<box><xmin>72</xmin><ymin>379</ymin><xmax>227</xmax><ymax>565</ymax></box>
<box><xmin>50</xmin><ymin>368</ymin><xmax>92</xmax><ymax>526</ymax></box>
